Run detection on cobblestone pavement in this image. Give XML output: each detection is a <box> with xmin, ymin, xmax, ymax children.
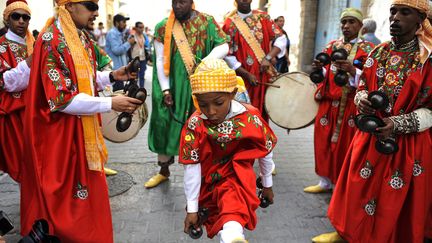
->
<box><xmin>0</xmin><ymin>67</ymin><xmax>334</xmax><ymax>242</ymax></box>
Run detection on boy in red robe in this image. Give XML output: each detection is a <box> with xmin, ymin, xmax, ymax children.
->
<box><xmin>314</xmin><ymin>1</ymin><xmax>432</xmax><ymax>242</ymax></box>
<box><xmin>0</xmin><ymin>0</ymin><xmax>34</xmax><ymax>182</ymax></box>
<box><xmin>304</xmin><ymin>8</ymin><xmax>374</xmax><ymax>193</ymax></box>
<box><xmin>180</xmin><ymin>59</ymin><xmax>277</xmax><ymax>243</ymax></box>
<box><xmin>20</xmin><ymin>0</ymin><xmax>142</xmax><ymax>241</ymax></box>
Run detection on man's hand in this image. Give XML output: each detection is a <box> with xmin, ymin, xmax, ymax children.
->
<box><xmin>25</xmin><ymin>54</ymin><xmax>33</xmax><ymax>67</ymax></box>
<box><xmin>312</xmin><ymin>59</ymin><xmax>324</xmax><ymax>71</ymax></box>
<box><xmin>262</xmin><ymin>187</ymin><xmax>274</xmax><ymax>205</ymax></box>
<box><xmin>128</xmin><ymin>36</ymin><xmax>136</xmax><ymax>45</ymax></box>
<box><xmin>236</xmin><ymin>68</ymin><xmax>258</xmax><ymax>86</ymax></box>
<box><xmin>112</xmin><ymin>66</ymin><xmax>137</xmax><ymax>81</ymax></box>
<box><xmin>184</xmin><ymin>212</ymin><xmax>200</xmax><ymax>234</ymax></box>
<box><xmin>375</xmin><ymin>118</ymin><xmax>394</xmax><ymax>140</ymax></box>
<box><xmin>358</xmin><ymin>98</ymin><xmax>376</xmax><ymax>115</ymax></box>
<box><xmin>334</xmin><ymin>60</ymin><xmax>356</xmax><ymax>76</ymax></box>
<box><xmin>246</xmin><ymin>72</ymin><xmax>258</xmax><ymax>86</ymax></box>
<box><xmin>111</xmin><ymin>95</ymin><xmax>143</xmax><ymax>113</ymax></box>
<box><xmin>260</xmin><ymin>59</ymin><xmax>271</xmax><ymax>73</ymax></box>
<box><xmin>271</xmin><ymin>57</ymin><xmax>277</xmax><ymax>66</ymax></box>
<box><xmin>163</xmin><ymin>91</ymin><xmax>174</xmax><ymax>107</ymax></box>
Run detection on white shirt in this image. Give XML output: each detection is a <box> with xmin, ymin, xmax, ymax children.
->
<box><xmin>2</xmin><ymin>30</ymin><xmax>30</xmax><ymax>93</ymax></box>
<box><xmin>184</xmin><ymin>100</ymin><xmax>275</xmax><ymax>213</ymax></box>
<box><xmin>94</xmin><ymin>28</ymin><xmax>106</xmax><ymax>47</ymax></box>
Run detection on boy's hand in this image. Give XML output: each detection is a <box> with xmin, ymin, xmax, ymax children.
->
<box><xmin>184</xmin><ymin>212</ymin><xmax>200</xmax><ymax>234</ymax></box>
<box><xmin>262</xmin><ymin>187</ymin><xmax>274</xmax><ymax>204</ymax></box>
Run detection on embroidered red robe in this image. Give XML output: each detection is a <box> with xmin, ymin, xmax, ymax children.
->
<box><xmin>20</xmin><ymin>23</ymin><xmax>113</xmax><ymax>242</ymax></box>
<box><xmin>328</xmin><ymin>42</ymin><xmax>432</xmax><ymax>243</ymax></box>
<box><xmin>179</xmin><ymin>104</ymin><xmax>277</xmax><ymax>238</ymax></box>
<box><xmin>314</xmin><ymin>38</ymin><xmax>374</xmax><ymax>184</ymax></box>
<box><xmin>0</xmin><ymin>36</ymin><xmax>27</xmax><ymax>182</ymax></box>
<box><xmin>223</xmin><ymin>10</ymin><xmax>282</xmax><ymax>120</ymax></box>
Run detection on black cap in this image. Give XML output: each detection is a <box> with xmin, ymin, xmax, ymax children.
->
<box><xmin>113</xmin><ymin>14</ymin><xmax>130</xmax><ymax>23</ymax></box>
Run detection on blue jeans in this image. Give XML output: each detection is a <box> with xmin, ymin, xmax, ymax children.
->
<box><xmin>139</xmin><ymin>60</ymin><xmax>147</xmax><ymax>88</ymax></box>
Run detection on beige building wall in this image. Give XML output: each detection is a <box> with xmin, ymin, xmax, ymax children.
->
<box><xmin>96</xmin><ymin>0</ymin><xmax>120</xmax><ymax>29</ymax></box>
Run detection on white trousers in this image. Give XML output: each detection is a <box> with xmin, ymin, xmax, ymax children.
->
<box><xmin>318</xmin><ymin>176</ymin><xmax>333</xmax><ymax>189</ymax></box>
<box><xmin>218</xmin><ymin>221</ymin><xmax>245</xmax><ymax>243</ymax></box>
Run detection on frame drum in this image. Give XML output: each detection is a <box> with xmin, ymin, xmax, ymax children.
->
<box><xmin>264</xmin><ymin>72</ymin><xmax>318</xmax><ymax>129</ymax></box>
<box><xmin>100</xmin><ymin>91</ymin><xmax>148</xmax><ymax>143</ymax></box>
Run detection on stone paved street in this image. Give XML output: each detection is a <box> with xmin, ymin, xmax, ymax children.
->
<box><xmin>0</xmin><ymin>67</ymin><xmax>334</xmax><ymax>242</ymax></box>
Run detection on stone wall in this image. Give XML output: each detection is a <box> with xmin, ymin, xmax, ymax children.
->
<box><xmin>298</xmin><ymin>0</ymin><xmax>319</xmax><ymax>72</ymax></box>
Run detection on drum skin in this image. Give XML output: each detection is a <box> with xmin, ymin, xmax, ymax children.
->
<box><xmin>100</xmin><ymin>91</ymin><xmax>148</xmax><ymax>143</ymax></box>
<box><xmin>264</xmin><ymin>72</ymin><xmax>318</xmax><ymax>129</ymax></box>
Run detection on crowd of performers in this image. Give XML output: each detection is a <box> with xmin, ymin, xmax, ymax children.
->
<box><xmin>0</xmin><ymin>0</ymin><xmax>430</xmax><ymax>242</ymax></box>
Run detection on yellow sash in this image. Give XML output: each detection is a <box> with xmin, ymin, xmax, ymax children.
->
<box><xmin>172</xmin><ymin>20</ymin><xmax>196</xmax><ymax>76</ymax></box>
<box><xmin>331</xmin><ymin>40</ymin><xmax>360</xmax><ymax>143</ymax></box>
<box><xmin>231</xmin><ymin>13</ymin><xmax>266</xmax><ymax>64</ymax></box>
<box><xmin>230</xmin><ymin>13</ymin><xmax>277</xmax><ymax>76</ymax></box>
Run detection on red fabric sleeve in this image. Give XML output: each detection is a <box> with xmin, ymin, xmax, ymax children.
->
<box><xmin>39</xmin><ymin>30</ymin><xmax>79</xmax><ymax>112</ymax></box>
<box><xmin>178</xmin><ymin>113</ymin><xmax>202</xmax><ymax>165</ymax></box>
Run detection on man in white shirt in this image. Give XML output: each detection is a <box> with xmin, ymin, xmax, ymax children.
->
<box><xmin>93</xmin><ymin>21</ymin><xmax>106</xmax><ymax>49</ymax></box>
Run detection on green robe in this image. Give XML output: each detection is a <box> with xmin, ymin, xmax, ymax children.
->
<box><xmin>94</xmin><ymin>43</ymin><xmax>112</xmax><ymax>71</ymax></box>
<box><xmin>148</xmin><ymin>11</ymin><xmax>227</xmax><ymax>156</ymax></box>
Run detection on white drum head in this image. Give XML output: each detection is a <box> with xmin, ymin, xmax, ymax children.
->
<box><xmin>265</xmin><ymin>72</ymin><xmax>319</xmax><ymax>129</ymax></box>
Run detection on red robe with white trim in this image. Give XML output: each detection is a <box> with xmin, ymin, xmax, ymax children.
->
<box><xmin>179</xmin><ymin>104</ymin><xmax>277</xmax><ymax>238</ymax></box>
<box><xmin>0</xmin><ymin>35</ymin><xmax>27</xmax><ymax>182</ymax></box>
<box><xmin>21</xmin><ymin>22</ymin><xmax>113</xmax><ymax>242</ymax></box>
<box><xmin>328</xmin><ymin>41</ymin><xmax>432</xmax><ymax>243</ymax></box>
<box><xmin>314</xmin><ymin>38</ymin><xmax>374</xmax><ymax>184</ymax></box>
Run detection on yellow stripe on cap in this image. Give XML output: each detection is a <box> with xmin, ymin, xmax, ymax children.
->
<box><xmin>190</xmin><ymin>59</ymin><xmax>238</xmax><ymax>94</ymax></box>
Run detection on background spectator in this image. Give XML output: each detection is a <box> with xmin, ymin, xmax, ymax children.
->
<box><xmin>105</xmin><ymin>14</ymin><xmax>135</xmax><ymax>91</ymax></box>
<box><xmin>361</xmin><ymin>18</ymin><xmax>381</xmax><ymax>45</ymax></box>
<box><xmin>274</xmin><ymin>16</ymin><xmax>290</xmax><ymax>73</ymax></box>
<box><xmin>94</xmin><ymin>22</ymin><xmax>107</xmax><ymax>50</ymax></box>
<box><xmin>131</xmin><ymin>21</ymin><xmax>148</xmax><ymax>88</ymax></box>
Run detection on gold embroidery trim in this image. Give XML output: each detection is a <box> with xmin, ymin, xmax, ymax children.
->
<box><xmin>172</xmin><ymin>20</ymin><xmax>196</xmax><ymax>76</ymax></box>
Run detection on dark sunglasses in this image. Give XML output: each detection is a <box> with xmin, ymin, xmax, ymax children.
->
<box><xmin>79</xmin><ymin>1</ymin><xmax>99</xmax><ymax>12</ymax></box>
<box><xmin>10</xmin><ymin>12</ymin><xmax>31</xmax><ymax>22</ymax></box>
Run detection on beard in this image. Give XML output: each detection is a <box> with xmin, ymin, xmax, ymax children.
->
<box><xmin>175</xmin><ymin>11</ymin><xmax>191</xmax><ymax>21</ymax></box>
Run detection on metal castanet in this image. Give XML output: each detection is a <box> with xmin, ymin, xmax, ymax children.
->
<box><xmin>100</xmin><ymin>90</ymin><xmax>149</xmax><ymax>143</ymax></box>
<box><xmin>188</xmin><ymin>208</ymin><xmax>209</xmax><ymax>239</ymax></box>
<box><xmin>264</xmin><ymin>72</ymin><xmax>319</xmax><ymax>130</ymax></box>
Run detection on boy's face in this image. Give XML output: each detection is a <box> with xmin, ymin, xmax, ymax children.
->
<box><xmin>195</xmin><ymin>91</ymin><xmax>236</xmax><ymax>125</ymax></box>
